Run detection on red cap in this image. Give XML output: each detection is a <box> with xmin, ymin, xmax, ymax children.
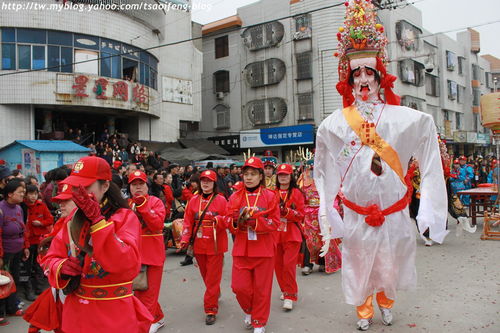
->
<box><xmin>243</xmin><ymin>157</ymin><xmax>264</xmax><ymax>170</ymax></box>
<box><xmin>52</xmin><ymin>183</ymin><xmax>73</xmax><ymax>202</ymax></box>
<box><xmin>453</xmin><ymin>159</ymin><xmax>460</xmax><ymax>164</ymax></box>
<box><xmin>200</xmin><ymin>170</ymin><xmax>217</xmax><ymax>182</ymax></box>
<box><xmin>276</xmin><ymin>163</ymin><xmax>293</xmax><ymax>175</ymax></box>
<box><xmin>128</xmin><ymin>170</ymin><xmax>148</xmax><ymax>184</ymax></box>
<box><xmin>62</xmin><ymin>156</ymin><xmax>112</xmax><ymax>187</ymax></box>
<box><xmin>459</xmin><ymin>156</ymin><xmax>467</xmax><ymax>161</ymax></box>
<box><xmin>113</xmin><ymin>160</ymin><xmax>123</xmax><ymax>170</ymax></box>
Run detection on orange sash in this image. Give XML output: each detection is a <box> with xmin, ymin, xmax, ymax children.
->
<box><xmin>342</xmin><ymin>105</ymin><xmax>405</xmax><ymax>185</ymax></box>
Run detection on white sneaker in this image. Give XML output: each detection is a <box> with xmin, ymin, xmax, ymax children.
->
<box><xmin>149</xmin><ymin>319</ymin><xmax>165</xmax><ymax>333</ymax></box>
<box><xmin>279</xmin><ymin>293</ymin><xmax>284</xmax><ymax>300</ymax></box>
<box><xmin>356</xmin><ymin>318</ymin><xmax>372</xmax><ymax>331</ymax></box>
<box><xmin>283</xmin><ymin>299</ymin><xmax>293</xmax><ymax>311</ymax></box>
<box><xmin>380</xmin><ymin>307</ymin><xmax>393</xmax><ymax>326</ymax></box>
<box><xmin>301</xmin><ymin>266</ymin><xmax>312</xmax><ymax>275</ymax></box>
<box><xmin>244</xmin><ymin>314</ymin><xmax>253</xmax><ymax>330</ymax></box>
<box><xmin>253</xmin><ymin>327</ymin><xmax>265</xmax><ymax>333</ymax></box>
<box><xmin>424</xmin><ymin>238</ymin><xmax>433</xmax><ymax>246</ymax></box>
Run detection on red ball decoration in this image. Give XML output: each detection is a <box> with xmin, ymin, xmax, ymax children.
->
<box><xmin>337</xmin><ymin>32</ymin><xmax>342</xmax><ymax>40</ymax></box>
<box><xmin>344</xmin><ymin>2</ymin><xmax>349</xmax><ymax>6</ymax></box>
<box><xmin>334</xmin><ymin>52</ymin><xmax>339</xmax><ymax>57</ymax></box>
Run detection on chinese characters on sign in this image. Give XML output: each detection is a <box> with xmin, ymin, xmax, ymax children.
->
<box><xmin>56</xmin><ymin>74</ymin><xmax>149</xmax><ymax>110</ymax></box>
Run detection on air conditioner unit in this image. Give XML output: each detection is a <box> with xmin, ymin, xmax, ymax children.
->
<box><xmin>216</xmin><ymin>92</ymin><xmax>224</xmax><ymax>100</ymax></box>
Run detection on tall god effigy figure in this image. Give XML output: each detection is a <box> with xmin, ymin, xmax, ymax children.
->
<box><xmin>314</xmin><ymin>0</ymin><xmax>448</xmax><ymax>330</ymax></box>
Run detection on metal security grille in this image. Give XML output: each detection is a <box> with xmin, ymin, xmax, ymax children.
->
<box><xmin>268</xmin><ymin>98</ymin><xmax>287</xmax><ymax>124</ymax></box>
<box><xmin>242</xmin><ymin>21</ymin><xmax>284</xmax><ymax>51</ymax></box>
<box><xmin>267</xmin><ymin>58</ymin><xmax>286</xmax><ymax>85</ymax></box>
<box><xmin>247</xmin><ymin>99</ymin><xmax>266</xmax><ymax>125</ymax></box>
<box><xmin>213</xmin><ymin>104</ymin><xmax>230</xmax><ymax>129</ymax></box>
<box><xmin>294</xmin><ymin>14</ymin><xmax>312</xmax><ymax>40</ymax></box>
<box><xmin>298</xmin><ymin>93</ymin><xmax>313</xmax><ymax>120</ymax></box>
<box><xmin>296</xmin><ymin>52</ymin><xmax>312</xmax><ymax>80</ymax></box>
<box><xmin>245</xmin><ymin>62</ymin><xmax>265</xmax><ymax>87</ymax></box>
<box><xmin>214</xmin><ymin>70</ymin><xmax>230</xmax><ymax>93</ymax></box>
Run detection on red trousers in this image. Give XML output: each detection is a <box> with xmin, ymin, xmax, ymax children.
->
<box><xmin>195</xmin><ymin>253</ymin><xmax>224</xmax><ymax>315</ymax></box>
<box><xmin>231</xmin><ymin>256</ymin><xmax>274</xmax><ymax>328</ymax></box>
<box><xmin>135</xmin><ymin>265</ymin><xmax>164</xmax><ymax>332</ymax></box>
<box><xmin>274</xmin><ymin>241</ymin><xmax>301</xmax><ymax>301</ymax></box>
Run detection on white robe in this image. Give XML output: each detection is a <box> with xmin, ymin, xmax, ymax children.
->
<box><xmin>314</xmin><ymin>102</ymin><xmax>448</xmax><ymax>306</ymax></box>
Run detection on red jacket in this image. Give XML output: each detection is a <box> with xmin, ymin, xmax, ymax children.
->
<box><xmin>162</xmin><ymin>185</ymin><xmax>174</xmax><ymax>219</ymax></box>
<box><xmin>129</xmin><ymin>195</ymin><xmax>166</xmax><ymax>266</ymax></box>
<box><xmin>43</xmin><ymin>208</ymin><xmax>152</xmax><ymax>332</ymax></box>
<box><xmin>181</xmin><ymin>187</ymin><xmax>195</xmax><ymax>202</ymax></box>
<box><xmin>277</xmin><ymin>188</ymin><xmax>305</xmax><ymax>243</ymax></box>
<box><xmin>181</xmin><ymin>193</ymin><xmax>228</xmax><ymax>255</ymax></box>
<box><xmin>25</xmin><ymin>199</ymin><xmax>54</xmax><ymax>245</ymax></box>
<box><xmin>226</xmin><ymin>187</ymin><xmax>280</xmax><ymax>258</ymax></box>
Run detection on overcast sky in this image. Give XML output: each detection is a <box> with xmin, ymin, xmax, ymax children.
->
<box><xmin>191</xmin><ymin>0</ymin><xmax>500</xmax><ymax>58</ymax></box>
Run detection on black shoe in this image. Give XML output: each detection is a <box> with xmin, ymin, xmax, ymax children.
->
<box><xmin>205</xmin><ymin>315</ymin><xmax>216</xmax><ymax>325</ymax></box>
<box><xmin>180</xmin><ymin>256</ymin><xmax>193</xmax><ymax>266</ymax></box>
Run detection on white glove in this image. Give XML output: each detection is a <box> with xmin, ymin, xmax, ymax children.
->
<box><xmin>319</xmin><ymin>215</ymin><xmax>331</xmax><ymax>257</ymax></box>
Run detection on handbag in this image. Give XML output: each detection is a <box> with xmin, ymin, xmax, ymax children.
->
<box><xmin>132</xmin><ymin>265</ymin><xmax>148</xmax><ymax>291</ymax></box>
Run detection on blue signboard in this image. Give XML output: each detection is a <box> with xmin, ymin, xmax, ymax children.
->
<box><xmin>240</xmin><ymin>124</ymin><xmax>314</xmax><ymax>148</ymax></box>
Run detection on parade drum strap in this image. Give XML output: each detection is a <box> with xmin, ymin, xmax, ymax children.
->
<box><xmin>342</xmin><ymin>106</ymin><xmax>405</xmax><ymax>185</ymax></box>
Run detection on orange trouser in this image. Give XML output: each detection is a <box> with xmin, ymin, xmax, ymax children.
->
<box><xmin>356</xmin><ymin>291</ymin><xmax>394</xmax><ymax>319</ymax></box>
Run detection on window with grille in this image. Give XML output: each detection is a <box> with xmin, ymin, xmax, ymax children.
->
<box><xmin>213</xmin><ymin>104</ymin><xmax>230</xmax><ymax>129</ymax></box>
<box><xmin>215</xmin><ymin>36</ymin><xmax>229</xmax><ymax>59</ymax></box>
<box><xmin>213</xmin><ymin>70</ymin><xmax>230</xmax><ymax>93</ymax></box>
<box><xmin>399</xmin><ymin>59</ymin><xmax>424</xmax><ymax>86</ymax></box>
<box><xmin>395</xmin><ymin>20</ymin><xmax>422</xmax><ymax>51</ymax></box>
<box><xmin>245</xmin><ymin>98</ymin><xmax>287</xmax><ymax>125</ymax></box>
<box><xmin>294</xmin><ymin>14</ymin><xmax>312</xmax><ymax>40</ymax></box>
<box><xmin>298</xmin><ymin>93</ymin><xmax>313</xmax><ymax>120</ymax></box>
<box><xmin>401</xmin><ymin>95</ymin><xmax>424</xmax><ymax>111</ymax></box>
<box><xmin>241</xmin><ymin>21</ymin><xmax>284</xmax><ymax>51</ymax></box>
<box><xmin>472</xmin><ymin>88</ymin><xmax>481</xmax><ymax>107</ymax></box>
<box><xmin>244</xmin><ymin>58</ymin><xmax>285</xmax><ymax>88</ymax></box>
<box><xmin>457</xmin><ymin>85</ymin><xmax>465</xmax><ymax>104</ymax></box>
<box><xmin>447</xmin><ymin>80</ymin><xmax>457</xmax><ymax>100</ymax></box>
<box><xmin>458</xmin><ymin>56</ymin><xmax>465</xmax><ymax>74</ymax></box>
<box><xmin>446</xmin><ymin>51</ymin><xmax>456</xmax><ymax>71</ymax></box>
<box><xmin>296</xmin><ymin>51</ymin><xmax>312</xmax><ymax>80</ymax></box>
<box><xmin>425</xmin><ymin>74</ymin><xmax>439</xmax><ymax>97</ymax></box>
<box><xmin>456</xmin><ymin>113</ymin><xmax>462</xmax><ymax>130</ymax></box>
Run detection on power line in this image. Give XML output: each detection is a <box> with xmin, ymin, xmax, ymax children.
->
<box><xmin>0</xmin><ymin>1</ymin><xmax>347</xmax><ymax>77</ymax></box>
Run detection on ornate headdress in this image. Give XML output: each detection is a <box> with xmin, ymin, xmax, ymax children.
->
<box><xmin>261</xmin><ymin>150</ymin><xmax>278</xmax><ymax>168</ymax></box>
<box><xmin>335</xmin><ymin>0</ymin><xmax>400</xmax><ymax>107</ymax></box>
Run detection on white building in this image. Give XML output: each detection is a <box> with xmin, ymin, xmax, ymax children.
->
<box><xmin>198</xmin><ymin>0</ymin><xmax>495</xmax><ymax>158</ymax></box>
<box><xmin>0</xmin><ymin>0</ymin><xmax>202</xmax><ymax>147</ymax></box>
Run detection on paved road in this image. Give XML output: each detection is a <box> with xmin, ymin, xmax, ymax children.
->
<box><xmin>5</xmin><ymin>220</ymin><xmax>499</xmax><ymax>332</ymax></box>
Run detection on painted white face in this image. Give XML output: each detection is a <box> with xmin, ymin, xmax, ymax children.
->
<box><xmin>349</xmin><ymin>57</ymin><xmax>380</xmax><ymax>102</ymax></box>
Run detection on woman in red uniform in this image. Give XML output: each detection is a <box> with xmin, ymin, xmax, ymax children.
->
<box><xmin>127</xmin><ymin>171</ymin><xmax>167</xmax><ymax>333</ymax></box>
<box><xmin>43</xmin><ymin>156</ymin><xmax>152</xmax><ymax>333</ymax></box>
<box><xmin>227</xmin><ymin>157</ymin><xmax>280</xmax><ymax>333</ymax></box>
<box><xmin>274</xmin><ymin>164</ymin><xmax>305</xmax><ymax>311</ymax></box>
<box><xmin>180</xmin><ymin>170</ymin><xmax>227</xmax><ymax>325</ymax></box>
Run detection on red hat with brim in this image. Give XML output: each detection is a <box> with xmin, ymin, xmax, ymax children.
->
<box><xmin>277</xmin><ymin>163</ymin><xmax>293</xmax><ymax>175</ymax></box>
<box><xmin>459</xmin><ymin>156</ymin><xmax>467</xmax><ymax>161</ymax></box>
<box><xmin>62</xmin><ymin>156</ymin><xmax>112</xmax><ymax>187</ymax></box>
<box><xmin>242</xmin><ymin>157</ymin><xmax>264</xmax><ymax>170</ymax></box>
<box><xmin>200</xmin><ymin>170</ymin><xmax>217</xmax><ymax>182</ymax></box>
<box><xmin>453</xmin><ymin>159</ymin><xmax>460</xmax><ymax>164</ymax></box>
<box><xmin>52</xmin><ymin>183</ymin><xmax>73</xmax><ymax>202</ymax></box>
<box><xmin>128</xmin><ymin>170</ymin><xmax>148</xmax><ymax>184</ymax></box>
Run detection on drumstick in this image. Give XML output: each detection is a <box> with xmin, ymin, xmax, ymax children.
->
<box><xmin>67</xmin><ymin>216</ymin><xmax>77</xmax><ymax>258</ymax></box>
